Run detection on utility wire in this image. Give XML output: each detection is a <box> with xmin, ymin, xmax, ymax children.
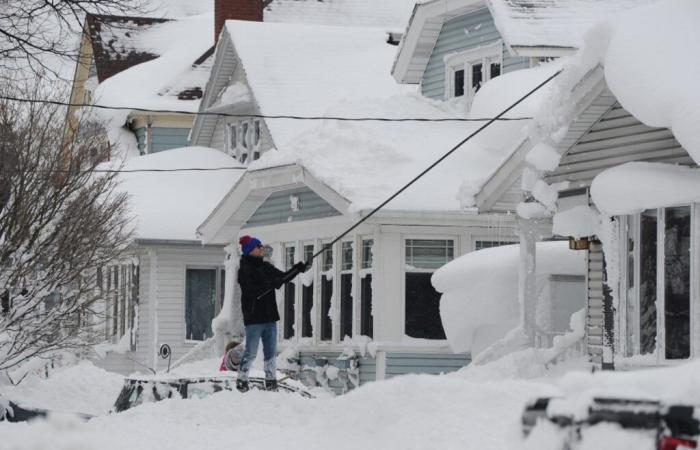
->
<box><xmin>256</xmin><ymin>70</ymin><xmax>562</xmax><ymax>300</ymax></box>
<box><xmin>0</xmin><ymin>95</ymin><xmax>533</xmax><ymax>122</ymax></box>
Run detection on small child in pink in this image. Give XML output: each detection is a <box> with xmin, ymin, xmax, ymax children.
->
<box><xmin>219</xmin><ymin>340</ymin><xmax>245</xmax><ymax>372</ymax></box>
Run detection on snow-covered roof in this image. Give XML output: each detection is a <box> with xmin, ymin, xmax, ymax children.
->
<box><xmin>225</xmin><ymin>20</ymin><xmax>408</xmax><ymax>150</ymax></box>
<box><xmin>264</xmin><ymin>0</ymin><xmax>419</xmax><ymax>30</ymax></box>
<box><xmin>118</xmin><ymin>147</ymin><xmax>244</xmax><ymax>242</ymax></box>
<box><xmin>591</xmin><ymin>162</ymin><xmax>700</xmax><ymax>216</ymax></box>
<box><xmin>432</xmin><ymin>241</ymin><xmax>585</xmax><ymax>353</ymax></box>
<box><xmin>487</xmin><ymin>0</ymin><xmax>653</xmax><ymax>52</ymax></box>
<box><xmin>249</xmin><ymin>60</ymin><xmax>561</xmax><ymax>212</ymax></box>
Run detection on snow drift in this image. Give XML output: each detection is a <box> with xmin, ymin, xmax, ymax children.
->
<box><xmin>432</xmin><ymin>241</ymin><xmax>586</xmax><ymax>355</ymax></box>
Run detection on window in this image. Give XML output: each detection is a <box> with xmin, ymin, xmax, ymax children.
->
<box><xmin>340</xmin><ymin>241</ymin><xmax>353</xmax><ymax>339</ymax></box>
<box><xmin>475</xmin><ymin>240</ymin><xmax>515</xmax><ymax>251</ymax></box>
<box><xmin>404</xmin><ymin>239</ymin><xmax>453</xmax><ymax>339</ymax></box>
<box><xmin>301</xmin><ymin>244</ymin><xmax>314</xmax><ymax>338</ymax></box>
<box><xmin>185</xmin><ymin>268</ymin><xmax>224</xmax><ymax>341</ymax></box>
<box><xmin>320</xmin><ymin>244</ymin><xmax>333</xmax><ymax>341</ymax></box>
<box><xmin>445</xmin><ymin>42</ymin><xmax>502</xmax><ymax>101</ymax></box>
<box><xmin>283</xmin><ymin>244</ymin><xmax>296</xmax><ymax>340</ymax></box>
<box><xmin>360</xmin><ymin>239</ymin><xmax>374</xmax><ymax>338</ymax></box>
<box><xmin>623</xmin><ymin>207</ymin><xmax>693</xmax><ymax>360</ymax></box>
<box><xmin>227</xmin><ymin>120</ymin><xmax>262</xmax><ymax>164</ymax></box>
<box><xmin>226</xmin><ymin>123</ymin><xmax>238</xmax><ymax>157</ymax></box>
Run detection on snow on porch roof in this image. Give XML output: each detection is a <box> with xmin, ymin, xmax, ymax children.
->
<box><xmin>487</xmin><ymin>0</ymin><xmax>654</xmax><ymax>52</ymax></box>
<box><xmin>225</xmin><ymin>20</ymin><xmax>407</xmax><ymax>151</ymax></box>
<box><xmin>248</xmin><ymin>61</ymin><xmax>561</xmax><ymax>213</ymax></box>
<box><xmin>117</xmin><ymin>147</ymin><xmax>245</xmax><ymax>242</ymax></box>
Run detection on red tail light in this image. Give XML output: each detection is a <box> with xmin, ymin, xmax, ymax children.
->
<box><xmin>660</xmin><ymin>436</ymin><xmax>698</xmax><ymax>450</ymax></box>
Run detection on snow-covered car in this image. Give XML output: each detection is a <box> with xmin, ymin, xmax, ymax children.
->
<box><xmin>1</xmin><ymin>399</ymin><xmax>94</xmax><ymax>423</ymax></box>
<box><xmin>522</xmin><ymin>396</ymin><xmax>700</xmax><ymax>450</ymax></box>
<box><xmin>112</xmin><ymin>374</ymin><xmax>313</xmax><ymax>412</ymax></box>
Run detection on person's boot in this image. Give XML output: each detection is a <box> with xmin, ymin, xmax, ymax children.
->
<box><xmin>264</xmin><ymin>379</ymin><xmax>277</xmax><ymax>391</ymax></box>
<box><xmin>236</xmin><ymin>379</ymin><xmax>249</xmax><ymax>392</ymax></box>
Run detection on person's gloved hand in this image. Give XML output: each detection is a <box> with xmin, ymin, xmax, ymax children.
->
<box><xmin>293</xmin><ymin>261</ymin><xmax>307</xmax><ymax>274</ymax></box>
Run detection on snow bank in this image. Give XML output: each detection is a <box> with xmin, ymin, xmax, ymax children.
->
<box><xmin>432</xmin><ymin>241</ymin><xmax>585</xmax><ymax>354</ymax></box>
<box><xmin>591</xmin><ymin>162</ymin><xmax>700</xmax><ymax>216</ymax></box>
<box><xmin>115</xmin><ymin>147</ymin><xmax>244</xmax><ymax>241</ymax></box>
<box><xmin>0</xmin><ymin>361</ymin><xmax>123</xmax><ymax>416</ymax></box>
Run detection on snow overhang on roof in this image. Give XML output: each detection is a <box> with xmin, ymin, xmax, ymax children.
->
<box><xmin>486</xmin><ymin>0</ymin><xmax>652</xmax><ymax>57</ymax></box>
<box><xmin>197</xmin><ymin>164</ymin><xmax>351</xmax><ymax>245</ymax></box>
<box><xmin>392</xmin><ymin>0</ymin><xmax>487</xmax><ymax>84</ymax></box>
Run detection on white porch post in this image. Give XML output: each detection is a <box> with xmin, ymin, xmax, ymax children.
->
<box><xmin>518</xmin><ymin>218</ymin><xmax>538</xmax><ymax>346</ymax></box>
<box><xmin>214</xmin><ymin>243</ymin><xmax>244</xmax><ymax>355</ymax></box>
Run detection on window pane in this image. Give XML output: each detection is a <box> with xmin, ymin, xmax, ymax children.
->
<box><xmin>284</xmin><ymin>245</ymin><xmax>295</xmax><ymax>270</ymax></box>
<box><xmin>254</xmin><ymin>120</ymin><xmax>261</xmax><ymax>146</ymax></box>
<box><xmin>320</xmin><ymin>275</ymin><xmax>333</xmax><ymax>341</ymax></box>
<box><xmin>475</xmin><ymin>240</ymin><xmax>513</xmax><ymax>251</ymax></box>
<box><xmin>664</xmin><ymin>206</ymin><xmax>691</xmax><ymax>359</ymax></box>
<box><xmin>405</xmin><ymin>239</ymin><xmax>454</xmax><ymax>269</ymax></box>
<box><xmin>454</xmin><ymin>69</ymin><xmax>465</xmax><ymax>97</ymax></box>
<box><xmin>302</xmin><ymin>244</ymin><xmax>314</xmax><ymax>338</ymax></box>
<box><xmin>471</xmin><ymin>63</ymin><xmax>483</xmax><ymax>92</ymax></box>
<box><xmin>340</xmin><ymin>273</ymin><xmax>353</xmax><ymax>339</ymax></box>
<box><xmin>361</xmin><ymin>239</ymin><xmax>373</xmax><ymax>269</ymax></box>
<box><xmin>405</xmin><ymin>273</ymin><xmax>446</xmax><ymax>339</ymax></box>
<box><xmin>490</xmin><ymin>62</ymin><xmax>501</xmax><ymax>79</ymax></box>
<box><xmin>625</xmin><ymin>217</ymin><xmax>637</xmax><ymax>356</ymax></box>
<box><xmin>341</xmin><ymin>241</ymin><xmax>353</xmax><ymax>271</ymax></box>
<box><xmin>185</xmin><ymin>269</ymin><xmax>216</xmax><ymax>340</ymax></box>
<box><xmin>322</xmin><ymin>244</ymin><xmax>333</xmax><ymax>271</ymax></box>
<box><xmin>639</xmin><ymin>210</ymin><xmax>657</xmax><ymax>354</ymax></box>
<box><xmin>284</xmin><ymin>282</ymin><xmax>295</xmax><ymax>340</ymax></box>
<box><xmin>229</xmin><ymin>124</ymin><xmax>237</xmax><ymax>151</ymax></box>
<box><xmin>360</xmin><ymin>275</ymin><xmax>373</xmax><ymax>338</ymax></box>
<box><xmin>241</xmin><ymin>122</ymin><xmax>249</xmax><ymax>149</ymax></box>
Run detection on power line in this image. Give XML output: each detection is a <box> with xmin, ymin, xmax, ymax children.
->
<box><xmin>256</xmin><ymin>69</ymin><xmax>563</xmax><ymax>300</ymax></box>
<box><xmin>0</xmin><ymin>95</ymin><xmax>534</xmax><ymax>123</ymax></box>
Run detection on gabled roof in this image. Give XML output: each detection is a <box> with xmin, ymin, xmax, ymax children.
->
<box><xmin>392</xmin><ymin>0</ymin><xmax>487</xmax><ymax>84</ymax></box>
<box><xmin>487</xmin><ymin>0</ymin><xmax>654</xmax><ymax>54</ymax></box>
<box><xmin>85</xmin><ymin>14</ymin><xmax>170</xmax><ymax>83</ymax></box>
<box><xmin>222</xmin><ymin>20</ymin><xmax>408</xmax><ymax>150</ymax></box>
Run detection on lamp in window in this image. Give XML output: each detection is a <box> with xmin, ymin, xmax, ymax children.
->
<box><xmin>568</xmin><ymin>236</ymin><xmax>590</xmax><ymax>251</ymax></box>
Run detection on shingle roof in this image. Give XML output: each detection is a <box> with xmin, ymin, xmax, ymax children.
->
<box><xmin>85</xmin><ymin>14</ymin><xmax>169</xmax><ymax>83</ymax></box>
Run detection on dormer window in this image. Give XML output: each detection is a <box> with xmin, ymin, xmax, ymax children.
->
<box><xmin>444</xmin><ymin>41</ymin><xmax>502</xmax><ymax>102</ymax></box>
<box><xmin>226</xmin><ymin>119</ymin><xmax>263</xmax><ymax>164</ymax></box>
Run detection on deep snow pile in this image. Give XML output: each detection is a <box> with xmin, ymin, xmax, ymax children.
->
<box><xmin>432</xmin><ymin>241</ymin><xmax>586</xmax><ymax>355</ymax></box>
<box><xmin>0</xmin><ymin>361</ymin><xmax>123</xmax><ymax>416</ymax></box>
<box><xmin>115</xmin><ymin>147</ymin><xmax>244</xmax><ymax>241</ymax></box>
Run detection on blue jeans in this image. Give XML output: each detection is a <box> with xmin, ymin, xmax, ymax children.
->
<box><xmin>238</xmin><ymin>322</ymin><xmax>277</xmax><ymax>381</ymax></box>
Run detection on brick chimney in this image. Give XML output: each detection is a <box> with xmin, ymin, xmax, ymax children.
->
<box><xmin>215</xmin><ymin>0</ymin><xmax>264</xmax><ymax>42</ymax></box>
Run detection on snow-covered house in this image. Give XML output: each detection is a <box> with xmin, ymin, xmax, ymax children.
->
<box><xmin>65</xmin><ymin>12</ymin><xmax>214</xmax><ymax>158</ymax></box>
<box><xmin>476</xmin><ymin>0</ymin><xmax>700</xmax><ymax>369</ymax></box>
<box><xmin>189</xmin><ymin>17</ymin><xmax>560</xmax><ymax>392</ymax></box>
<box><xmin>93</xmin><ymin>148</ymin><xmax>245</xmax><ymax>374</ymax></box>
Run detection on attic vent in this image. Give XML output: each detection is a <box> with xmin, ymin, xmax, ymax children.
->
<box><xmin>177</xmin><ymin>87</ymin><xmax>203</xmax><ymax>100</ymax></box>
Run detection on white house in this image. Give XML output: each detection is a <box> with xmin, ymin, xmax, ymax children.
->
<box><xmin>476</xmin><ymin>0</ymin><xmax>700</xmax><ymax>369</ymax></box>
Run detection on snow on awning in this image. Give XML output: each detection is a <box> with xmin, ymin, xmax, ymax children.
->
<box><xmin>590</xmin><ymin>162</ymin><xmax>700</xmax><ymax>216</ymax></box>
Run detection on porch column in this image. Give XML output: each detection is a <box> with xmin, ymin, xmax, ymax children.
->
<box><xmin>518</xmin><ymin>218</ymin><xmax>538</xmax><ymax>346</ymax></box>
<box><xmin>214</xmin><ymin>243</ymin><xmax>244</xmax><ymax>355</ymax></box>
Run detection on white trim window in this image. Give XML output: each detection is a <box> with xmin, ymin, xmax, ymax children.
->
<box><xmin>226</xmin><ymin>119</ymin><xmax>263</xmax><ymax>164</ymax></box>
<box><xmin>444</xmin><ymin>41</ymin><xmax>502</xmax><ymax>102</ymax></box>
<box><xmin>621</xmin><ymin>205</ymin><xmax>696</xmax><ymax>361</ymax></box>
<box><xmin>185</xmin><ymin>266</ymin><xmax>225</xmax><ymax>341</ymax></box>
<box><xmin>404</xmin><ymin>238</ymin><xmax>454</xmax><ymax>340</ymax></box>
<box><xmin>340</xmin><ymin>241</ymin><xmax>354</xmax><ymax>340</ymax></box>
<box><xmin>282</xmin><ymin>243</ymin><xmax>296</xmax><ymax>340</ymax></box>
<box><xmin>359</xmin><ymin>238</ymin><xmax>374</xmax><ymax>338</ymax></box>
